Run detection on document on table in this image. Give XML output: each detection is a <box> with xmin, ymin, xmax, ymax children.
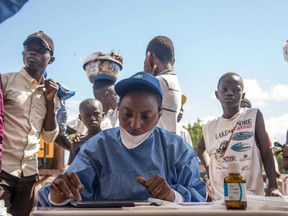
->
<box><xmin>146</xmin><ymin>198</ymin><xmax>223</xmax><ymax>209</ymax></box>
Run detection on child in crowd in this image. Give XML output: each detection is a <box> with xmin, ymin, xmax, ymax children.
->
<box><xmin>197</xmin><ymin>72</ymin><xmax>282</xmax><ymax>201</ymax></box>
<box><xmin>68</xmin><ymin>98</ymin><xmax>104</xmax><ymax>165</ymax></box>
<box><xmin>240</xmin><ymin>97</ymin><xmax>283</xmax><ymax>192</ymax></box>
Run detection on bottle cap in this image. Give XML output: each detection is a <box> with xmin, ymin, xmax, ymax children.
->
<box><xmin>227</xmin><ymin>162</ymin><xmax>240</xmax><ymax>173</ymax></box>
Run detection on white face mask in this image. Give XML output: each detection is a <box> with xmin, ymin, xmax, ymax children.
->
<box><xmin>119</xmin><ymin>126</ymin><xmax>154</xmax><ymax>149</ymax></box>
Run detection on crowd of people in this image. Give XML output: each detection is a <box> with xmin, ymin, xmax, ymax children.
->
<box><xmin>0</xmin><ymin>31</ymin><xmax>287</xmax><ymax>216</ymax></box>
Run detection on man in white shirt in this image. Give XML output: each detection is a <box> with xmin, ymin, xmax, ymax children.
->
<box><xmin>144</xmin><ymin>35</ymin><xmax>182</xmax><ymax>134</ymax></box>
<box><xmin>0</xmin><ymin>31</ymin><xmax>59</xmax><ymax>216</ymax></box>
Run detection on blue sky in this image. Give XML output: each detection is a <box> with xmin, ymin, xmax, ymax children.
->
<box><xmin>0</xmin><ymin>0</ymin><xmax>287</xmax><ymax>143</ymax></box>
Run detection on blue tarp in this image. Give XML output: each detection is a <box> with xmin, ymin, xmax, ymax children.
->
<box><xmin>0</xmin><ymin>0</ymin><xmax>29</xmax><ymax>23</ymax></box>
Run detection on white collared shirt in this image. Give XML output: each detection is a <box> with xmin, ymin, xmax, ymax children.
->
<box><xmin>2</xmin><ymin>69</ymin><xmax>59</xmax><ymax>177</ymax></box>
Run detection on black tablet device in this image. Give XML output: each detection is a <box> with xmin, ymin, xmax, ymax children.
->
<box><xmin>70</xmin><ymin>200</ymin><xmax>162</xmax><ymax>208</ymax></box>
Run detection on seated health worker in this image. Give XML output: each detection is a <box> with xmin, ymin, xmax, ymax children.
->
<box><xmin>37</xmin><ymin>71</ymin><xmax>206</xmax><ymax>206</ymax></box>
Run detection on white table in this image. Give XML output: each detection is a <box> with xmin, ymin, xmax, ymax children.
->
<box><xmin>30</xmin><ymin>196</ymin><xmax>288</xmax><ymax>216</ymax></box>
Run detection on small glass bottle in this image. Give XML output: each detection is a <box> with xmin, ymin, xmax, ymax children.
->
<box><xmin>224</xmin><ymin>162</ymin><xmax>247</xmax><ymax>209</ymax></box>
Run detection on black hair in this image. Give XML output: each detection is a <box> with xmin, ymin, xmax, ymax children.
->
<box><xmin>146</xmin><ymin>36</ymin><xmax>174</xmax><ymax>64</ymax></box>
<box><xmin>119</xmin><ymin>85</ymin><xmax>162</xmax><ymax>111</ymax></box>
<box><xmin>93</xmin><ymin>79</ymin><xmax>115</xmax><ymax>90</ymax></box>
<box><xmin>79</xmin><ymin>98</ymin><xmax>102</xmax><ymax>113</ymax></box>
<box><xmin>217</xmin><ymin>72</ymin><xmax>244</xmax><ymax>90</ymax></box>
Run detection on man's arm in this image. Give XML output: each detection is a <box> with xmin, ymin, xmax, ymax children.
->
<box><xmin>41</xmin><ymin>79</ymin><xmax>59</xmax><ymax>143</ymax></box>
<box><xmin>54</xmin><ymin>134</ymin><xmax>71</xmax><ymax>151</ymax></box>
<box><xmin>255</xmin><ymin>110</ymin><xmax>281</xmax><ymax>196</ymax></box>
<box><xmin>43</xmin><ymin>79</ymin><xmax>58</xmax><ymax>132</ymax></box>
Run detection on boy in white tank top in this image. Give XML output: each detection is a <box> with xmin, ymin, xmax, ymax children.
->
<box><xmin>197</xmin><ymin>72</ymin><xmax>282</xmax><ymax>201</ymax></box>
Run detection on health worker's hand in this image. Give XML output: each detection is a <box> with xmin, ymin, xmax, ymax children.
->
<box><xmin>50</xmin><ymin>172</ymin><xmax>84</xmax><ymax>203</ymax></box>
<box><xmin>137</xmin><ymin>174</ymin><xmax>175</xmax><ymax>202</ymax></box>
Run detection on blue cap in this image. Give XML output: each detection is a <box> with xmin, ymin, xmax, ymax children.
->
<box><xmin>91</xmin><ymin>73</ymin><xmax>117</xmax><ymax>83</ymax></box>
<box><xmin>115</xmin><ymin>72</ymin><xmax>163</xmax><ymax>98</ymax></box>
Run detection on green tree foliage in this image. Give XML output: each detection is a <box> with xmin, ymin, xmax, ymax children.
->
<box><xmin>276</xmin><ymin>154</ymin><xmax>285</xmax><ymax>174</ymax></box>
<box><xmin>186</xmin><ymin>119</ymin><xmax>203</xmax><ymax>150</ymax></box>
